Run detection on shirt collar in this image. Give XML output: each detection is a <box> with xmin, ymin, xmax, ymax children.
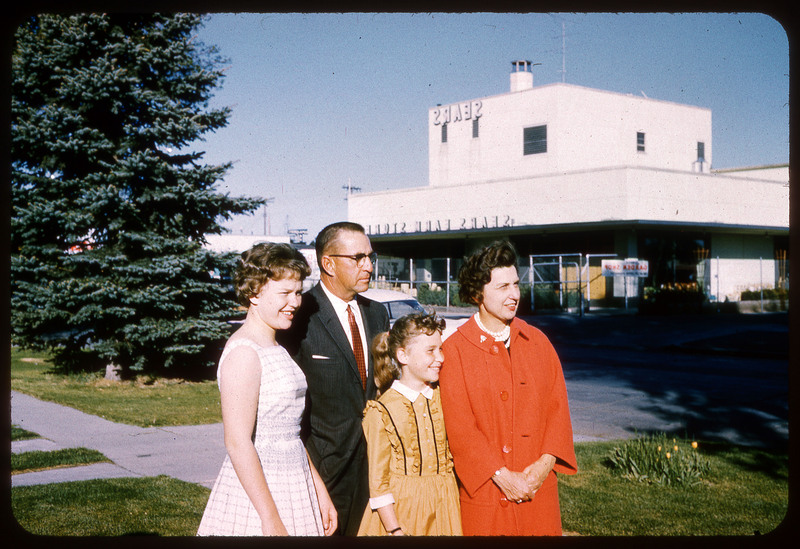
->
<box><xmin>320</xmin><ymin>280</ymin><xmax>358</xmax><ymax>312</ymax></box>
<box><xmin>392</xmin><ymin>379</ymin><xmax>434</xmax><ymax>401</ymax></box>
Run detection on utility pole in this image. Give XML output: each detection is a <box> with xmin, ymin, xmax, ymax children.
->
<box><xmin>343</xmin><ymin>178</ymin><xmax>361</xmax><ymax>200</ymax></box>
<box><xmin>262</xmin><ymin>197</ymin><xmax>275</xmax><ymax>235</ymax></box>
<box><xmin>560</xmin><ymin>22</ymin><xmax>566</xmax><ymax>83</ymax></box>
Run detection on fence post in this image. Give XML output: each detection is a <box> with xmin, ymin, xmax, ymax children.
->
<box><xmin>760</xmin><ymin>257</ymin><xmax>763</xmax><ymax>313</ymax></box>
<box><xmin>529</xmin><ymin>254</ymin><xmax>535</xmax><ymax>312</ymax></box>
<box><xmin>446</xmin><ymin>257</ymin><xmax>451</xmax><ymax>308</ymax></box>
<box><xmin>410</xmin><ymin>258</ymin><xmax>414</xmax><ymax>295</ymax></box>
<box><xmin>579</xmin><ymin>255</ymin><xmax>584</xmax><ymax>317</ymax></box>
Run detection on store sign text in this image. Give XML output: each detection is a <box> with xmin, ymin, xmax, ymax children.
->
<box><xmin>367</xmin><ymin>214</ymin><xmax>514</xmax><ymax>236</ymax></box>
<box><xmin>601</xmin><ymin>259</ymin><xmax>649</xmax><ymax>277</ymax></box>
<box><xmin>432</xmin><ymin>100</ymin><xmax>482</xmax><ymax>125</ymax></box>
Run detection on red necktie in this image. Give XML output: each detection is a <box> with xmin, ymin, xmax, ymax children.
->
<box><xmin>347</xmin><ymin>305</ymin><xmax>367</xmax><ymax>390</ymax></box>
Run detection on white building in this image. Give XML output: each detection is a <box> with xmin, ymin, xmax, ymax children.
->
<box><xmin>203</xmin><ymin>233</ymin><xmax>291</xmax><ymax>254</ymax></box>
<box><xmin>349</xmin><ymin>61</ymin><xmax>788</xmax><ymax>304</ymax></box>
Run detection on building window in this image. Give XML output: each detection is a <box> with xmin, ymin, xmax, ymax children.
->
<box><xmin>523</xmin><ymin>125</ymin><xmax>547</xmax><ymax>155</ymax></box>
<box><xmin>637</xmin><ymin>132</ymin><xmax>645</xmax><ymax>152</ymax></box>
<box><xmin>697</xmin><ymin>141</ymin><xmax>705</xmax><ymax>162</ymax></box>
<box><xmin>441</xmin><ymin>123</ymin><xmax>448</xmax><ymax>143</ymax></box>
<box><xmin>472</xmin><ymin>118</ymin><xmax>479</xmax><ymax>138</ymax></box>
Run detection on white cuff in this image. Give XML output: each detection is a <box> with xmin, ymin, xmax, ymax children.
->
<box><xmin>369</xmin><ymin>493</ymin><xmax>395</xmax><ymax>510</ymax></box>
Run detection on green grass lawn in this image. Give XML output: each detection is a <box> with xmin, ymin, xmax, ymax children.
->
<box><xmin>12</xmin><ymin>447</ymin><xmax>111</xmax><ymax>474</ymax></box>
<box><xmin>11</xmin><ymin>425</ymin><xmax>39</xmax><ymax>441</ymax></box>
<box><xmin>10</xmin><ymin>347</ymin><xmax>221</xmax><ymax>426</ymax></box>
<box><xmin>10</xmin><ymin>440</ymin><xmax>787</xmax><ymax>537</ymax></box>
<box><xmin>11</xmin><ymin>476</ymin><xmax>209</xmax><ymax>536</ymax></box>
<box><xmin>560</xmin><ymin>440</ymin><xmax>788</xmax><ymax>536</ymax></box>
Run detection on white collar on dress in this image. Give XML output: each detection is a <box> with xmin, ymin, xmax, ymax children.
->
<box><xmin>392</xmin><ymin>379</ymin><xmax>434</xmax><ymax>402</ymax></box>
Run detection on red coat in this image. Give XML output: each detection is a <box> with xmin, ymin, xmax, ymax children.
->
<box><xmin>440</xmin><ymin>316</ymin><xmax>577</xmax><ymax>536</ymax></box>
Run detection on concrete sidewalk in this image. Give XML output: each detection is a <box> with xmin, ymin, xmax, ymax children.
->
<box><xmin>11</xmin><ymin>390</ymin><xmax>225</xmax><ymax>489</ymax></box>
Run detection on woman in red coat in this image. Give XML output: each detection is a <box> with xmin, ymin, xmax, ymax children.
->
<box><xmin>440</xmin><ymin>240</ymin><xmax>577</xmax><ymax>536</ymax></box>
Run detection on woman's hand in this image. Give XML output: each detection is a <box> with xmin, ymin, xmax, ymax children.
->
<box><xmin>317</xmin><ymin>489</ymin><xmax>338</xmax><ymax>536</ymax></box>
<box><xmin>523</xmin><ymin>454</ymin><xmax>556</xmax><ymax>494</ymax></box>
<box><xmin>307</xmin><ymin>451</ymin><xmax>338</xmax><ymax>535</ymax></box>
<box><xmin>492</xmin><ymin>467</ymin><xmax>534</xmax><ymax>502</ymax></box>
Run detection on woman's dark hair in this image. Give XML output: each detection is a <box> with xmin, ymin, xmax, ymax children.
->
<box><xmin>371</xmin><ymin>312</ymin><xmax>446</xmax><ymax>394</ymax></box>
<box><xmin>233</xmin><ymin>242</ymin><xmax>311</xmax><ymax>307</ymax></box>
<box><xmin>458</xmin><ymin>240</ymin><xmax>518</xmax><ymax>305</ymax></box>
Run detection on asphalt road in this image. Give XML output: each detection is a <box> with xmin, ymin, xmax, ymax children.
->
<box><xmin>525</xmin><ymin>311</ymin><xmax>789</xmax><ymax>449</ymax></box>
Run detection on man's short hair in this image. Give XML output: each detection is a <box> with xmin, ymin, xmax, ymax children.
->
<box><xmin>314</xmin><ymin>221</ymin><xmax>366</xmax><ymax>269</ymax></box>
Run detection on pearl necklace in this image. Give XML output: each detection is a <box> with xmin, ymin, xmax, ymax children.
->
<box><xmin>474</xmin><ymin>313</ymin><xmax>511</xmax><ymax>343</ymax></box>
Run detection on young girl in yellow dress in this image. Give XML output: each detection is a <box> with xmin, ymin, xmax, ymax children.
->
<box><xmin>357</xmin><ymin>313</ymin><xmax>462</xmax><ymax>536</ymax></box>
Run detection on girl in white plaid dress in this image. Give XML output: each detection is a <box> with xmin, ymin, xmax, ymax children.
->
<box><xmin>197</xmin><ymin>243</ymin><xmax>337</xmax><ymax>536</ymax></box>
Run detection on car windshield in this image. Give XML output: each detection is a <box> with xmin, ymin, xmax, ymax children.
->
<box><xmin>387</xmin><ymin>300</ymin><xmax>426</xmax><ymax>320</ymax></box>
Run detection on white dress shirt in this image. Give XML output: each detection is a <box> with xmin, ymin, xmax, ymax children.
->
<box><xmin>319</xmin><ymin>282</ymin><xmax>369</xmax><ymax>377</ymax></box>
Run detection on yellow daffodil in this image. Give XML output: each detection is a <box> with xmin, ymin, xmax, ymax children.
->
<box><xmin>666</xmin><ymin>452</ymin><xmax>671</xmax><ymax>459</ymax></box>
<box><xmin>674</xmin><ymin>445</ymin><xmax>679</xmax><ymax>452</ymax></box>
<box><xmin>692</xmin><ymin>441</ymin><xmax>698</xmax><ymax>449</ymax></box>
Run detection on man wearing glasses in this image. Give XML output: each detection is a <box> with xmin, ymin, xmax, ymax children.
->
<box><xmin>279</xmin><ymin>221</ymin><xmax>389</xmax><ymax>535</ymax></box>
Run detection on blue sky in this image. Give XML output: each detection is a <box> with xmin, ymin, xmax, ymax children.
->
<box><xmin>194</xmin><ymin>12</ymin><xmax>789</xmax><ymax>240</ymax></box>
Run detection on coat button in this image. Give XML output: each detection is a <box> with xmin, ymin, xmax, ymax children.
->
<box><xmin>490</xmin><ymin>345</ymin><xmax>500</xmax><ymax>355</ymax></box>
<box><xmin>499</xmin><ymin>498</ymin><xmax>509</xmax><ymax>508</ymax></box>
<box><xmin>502</xmin><ymin>445</ymin><xmax>511</xmax><ymax>454</ymax></box>
<box><xmin>500</xmin><ymin>391</ymin><xmax>509</xmax><ymax>401</ymax></box>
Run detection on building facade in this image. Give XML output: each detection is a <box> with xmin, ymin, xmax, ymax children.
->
<box><xmin>349</xmin><ymin>61</ymin><xmax>788</xmax><ymax>304</ymax></box>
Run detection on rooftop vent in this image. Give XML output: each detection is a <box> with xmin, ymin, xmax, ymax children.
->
<box><xmin>510</xmin><ymin>60</ymin><xmax>534</xmax><ymax>92</ymax></box>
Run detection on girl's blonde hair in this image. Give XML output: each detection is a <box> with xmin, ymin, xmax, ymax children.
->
<box><xmin>371</xmin><ymin>312</ymin><xmax>446</xmax><ymax>394</ymax></box>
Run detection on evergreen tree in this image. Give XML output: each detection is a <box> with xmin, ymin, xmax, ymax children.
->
<box><xmin>11</xmin><ymin>14</ymin><xmax>264</xmax><ymax>378</ymax></box>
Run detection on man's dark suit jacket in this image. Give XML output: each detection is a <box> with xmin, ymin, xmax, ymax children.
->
<box><xmin>278</xmin><ymin>282</ymin><xmax>389</xmax><ymax>535</ymax></box>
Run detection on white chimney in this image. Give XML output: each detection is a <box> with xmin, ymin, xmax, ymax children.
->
<box><xmin>510</xmin><ymin>60</ymin><xmax>533</xmax><ymax>92</ymax></box>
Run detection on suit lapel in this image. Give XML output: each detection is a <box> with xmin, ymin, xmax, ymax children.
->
<box><xmin>312</xmin><ymin>284</ymin><xmax>362</xmax><ymax>383</ymax></box>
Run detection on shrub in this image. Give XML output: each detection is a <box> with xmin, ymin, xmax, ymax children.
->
<box><xmin>740</xmin><ymin>288</ymin><xmax>788</xmax><ymax>301</ymax></box>
<box><xmin>416</xmin><ymin>283</ymin><xmax>472</xmax><ymax>307</ymax></box>
<box><xmin>526</xmin><ymin>284</ymin><xmax>581</xmax><ymax>312</ymax></box>
<box><xmin>640</xmin><ymin>283</ymin><xmax>706</xmax><ymax>314</ymax></box>
<box><xmin>416</xmin><ymin>283</ymin><xmax>447</xmax><ymax>306</ymax></box>
<box><xmin>608</xmin><ymin>433</ymin><xmax>710</xmax><ymax>487</ymax></box>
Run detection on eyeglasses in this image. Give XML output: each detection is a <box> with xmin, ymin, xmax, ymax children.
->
<box><xmin>328</xmin><ymin>252</ymin><xmax>378</xmax><ymax>267</ymax></box>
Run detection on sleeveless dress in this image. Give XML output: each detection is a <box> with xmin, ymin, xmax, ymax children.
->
<box><xmin>197</xmin><ymin>339</ymin><xmax>324</xmax><ymax>536</ymax></box>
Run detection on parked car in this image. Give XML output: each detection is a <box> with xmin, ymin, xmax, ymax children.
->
<box><xmin>361</xmin><ymin>288</ymin><xmax>469</xmax><ymax>340</ymax></box>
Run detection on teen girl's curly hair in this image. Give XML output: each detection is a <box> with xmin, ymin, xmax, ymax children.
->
<box><xmin>233</xmin><ymin>242</ymin><xmax>311</xmax><ymax>307</ymax></box>
<box><xmin>371</xmin><ymin>312</ymin><xmax>446</xmax><ymax>394</ymax></box>
<box><xmin>457</xmin><ymin>240</ymin><xmax>518</xmax><ymax>305</ymax></box>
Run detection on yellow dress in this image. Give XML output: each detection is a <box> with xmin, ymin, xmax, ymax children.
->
<box><xmin>357</xmin><ymin>382</ymin><xmax>462</xmax><ymax>536</ymax></box>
